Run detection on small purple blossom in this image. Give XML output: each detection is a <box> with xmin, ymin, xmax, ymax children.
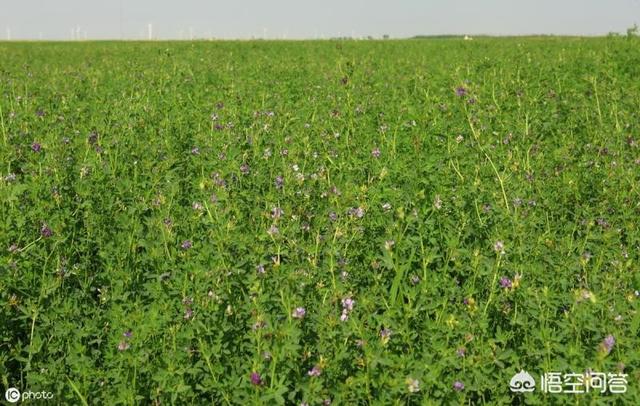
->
<box><xmin>275</xmin><ymin>175</ymin><xmax>284</xmax><ymax>189</ymax></box>
<box><xmin>453</xmin><ymin>381</ymin><xmax>465</xmax><ymax>391</ymax></box>
<box><xmin>455</xmin><ymin>87</ymin><xmax>467</xmax><ymax>97</ymax></box>
<box><xmin>292</xmin><ymin>307</ymin><xmax>306</xmax><ymax>319</ymax></box>
<box><xmin>499</xmin><ymin>277</ymin><xmax>512</xmax><ymax>289</ymax></box>
<box><xmin>307</xmin><ymin>365</ymin><xmax>322</xmax><ymax>377</ymax></box>
<box><xmin>250</xmin><ymin>372</ymin><xmax>263</xmax><ymax>385</ymax></box>
<box><xmin>256</xmin><ymin>264</ymin><xmax>265</xmax><ymax>274</ymax></box>
<box><xmin>240</xmin><ymin>163</ymin><xmax>250</xmax><ymax>175</ymax></box>
<box><xmin>601</xmin><ymin>334</ymin><xmax>615</xmax><ymax>354</ymax></box>
<box><xmin>329</xmin><ymin>212</ymin><xmax>338</xmax><ymax>222</ymax></box>
<box><xmin>8</xmin><ymin>243</ymin><xmax>19</xmax><ymax>253</ymax></box>
<box><xmin>456</xmin><ymin>347</ymin><xmax>466</xmax><ymax>357</ymax></box>
<box><xmin>342</xmin><ymin>297</ymin><xmax>355</xmax><ymax>312</ymax></box>
<box><xmin>380</xmin><ymin>328</ymin><xmax>393</xmax><ymax>341</ymax></box>
<box><xmin>191</xmin><ymin>147</ymin><xmax>200</xmax><ymax>155</ymax></box>
<box><xmin>267</xmin><ymin>224</ymin><xmax>279</xmax><ymax>236</ymax></box>
<box><xmin>371</xmin><ymin>147</ymin><xmax>381</xmax><ymax>158</ymax></box>
<box><xmin>40</xmin><ymin>224</ymin><xmax>53</xmax><ymax>238</ymax></box>
<box><xmin>271</xmin><ymin>207</ymin><xmax>284</xmax><ymax>219</ymax></box>
<box><xmin>410</xmin><ymin>275</ymin><xmax>421</xmax><ymax>285</ymax></box>
<box><xmin>117</xmin><ymin>341</ymin><xmax>130</xmax><ymax>351</ymax></box>
<box><xmin>494</xmin><ymin>240</ymin><xmax>505</xmax><ymax>254</ymax></box>
<box><xmin>123</xmin><ymin>330</ymin><xmax>133</xmax><ymax>338</ymax></box>
<box><xmin>31</xmin><ymin>142</ymin><xmax>42</xmax><ymax>152</ymax></box>
<box><xmin>181</xmin><ymin>240</ymin><xmax>192</xmax><ymax>250</ymax></box>
<box><xmin>348</xmin><ymin>206</ymin><xmax>365</xmax><ymax>219</ymax></box>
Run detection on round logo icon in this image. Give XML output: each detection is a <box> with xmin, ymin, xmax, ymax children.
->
<box><xmin>5</xmin><ymin>387</ymin><xmax>20</xmax><ymax>403</ymax></box>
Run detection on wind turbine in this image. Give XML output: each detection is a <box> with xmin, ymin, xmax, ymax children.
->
<box><xmin>148</xmin><ymin>23</ymin><xmax>153</xmax><ymax>40</ymax></box>
<box><xmin>189</xmin><ymin>27</ymin><xmax>194</xmax><ymax>40</ymax></box>
<box><xmin>6</xmin><ymin>27</ymin><xmax>10</xmax><ymax>41</ymax></box>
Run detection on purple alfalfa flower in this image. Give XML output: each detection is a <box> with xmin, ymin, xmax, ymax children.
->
<box><xmin>256</xmin><ymin>264</ymin><xmax>265</xmax><ymax>274</ymax></box>
<box><xmin>329</xmin><ymin>211</ymin><xmax>338</xmax><ymax>222</ymax></box>
<box><xmin>240</xmin><ymin>163</ymin><xmax>250</xmax><ymax>175</ymax></box>
<box><xmin>292</xmin><ymin>307</ymin><xmax>306</xmax><ymax>319</ymax></box>
<box><xmin>88</xmin><ymin>131</ymin><xmax>98</xmax><ymax>145</ymax></box>
<box><xmin>117</xmin><ymin>340</ymin><xmax>130</xmax><ymax>351</ymax></box>
<box><xmin>340</xmin><ymin>310</ymin><xmax>349</xmax><ymax>322</ymax></box>
<box><xmin>250</xmin><ymin>371</ymin><xmax>263</xmax><ymax>386</ymax></box>
<box><xmin>410</xmin><ymin>275</ymin><xmax>421</xmax><ymax>285</ymax></box>
<box><xmin>341</xmin><ymin>297</ymin><xmax>355</xmax><ymax>312</ymax></box>
<box><xmin>275</xmin><ymin>175</ymin><xmax>284</xmax><ymax>189</ymax></box>
<box><xmin>456</xmin><ymin>347</ymin><xmax>466</xmax><ymax>358</ymax></box>
<box><xmin>380</xmin><ymin>328</ymin><xmax>393</xmax><ymax>342</ymax></box>
<box><xmin>307</xmin><ymin>365</ymin><xmax>322</xmax><ymax>377</ymax></box>
<box><xmin>348</xmin><ymin>206</ymin><xmax>365</xmax><ymax>219</ymax></box>
<box><xmin>271</xmin><ymin>207</ymin><xmax>284</xmax><ymax>219</ymax></box>
<box><xmin>371</xmin><ymin>147</ymin><xmax>381</xmax><ymax>158</ymax></box>
<box><xmin>35</xmin><ymin>109</ymin><xmax>45</xmax><ymax>117</ymax></box>
<box><xmin>455</xmin><ymin>87</ymin><xmax>467</xmax><ymax>97</ymax></box>
<box><xmin>453</xmin><ymin>381</ymin><xmax>465</xmax><ymax>391</ymax></box>
<box><xmin>8</xmin><ymin>243</ymin><xmax>19</xmax><ymax>253</ymax></box>
<box><xmin>493</xmin><ymin>240</ymin><xmax>505</xmax><ymax>255</ymax></box>
<box><xmin>192</xmin><ymin>202</ymin><xmax>203</xmax><ymax>211</ymax></box>
<box><xmin>40</xmin><ymin>224</ymin><xmax>53</xmax><ymax>238</ymax></box>
<box><xmin>499</xmin><ymin>277</ymin><xmax>512</xmax><ymax>289</ymax></box>
<box><xmin>467</xmin><ymin>97</ymin><xmax>476</xmax><ymax>104</ymax></box>
<box><xmin>601</xmin><ymin>334</ymin><xmax>615</xmax><ymax>354</ymax></box>
<box><xmin>191</xmin><ymin>146</ymin><xmax>200</xmax><ymax>155</ymax></box>
<box><xmin>252</xmin><ymin>320</ymin><xmax>266</xmax><ymax>331</ymax></box>
<box><xmin>181</xmin><ymin>240</ymin><xmax>192</xmax><ymax>250</ymax></box>
<box><xmin>267</xmin><ymin>224</ymin><xmax>279</xmax><ymax>236</ymax></box>
<box><xmin>123</xmin><ymin>330</ymin><xmax>133</xmax><ymax>338</ymax></box>
<box><xmin>31</xmin><ymin>142</ymin><xmax>42</xmax><ymax>152</ymax></box>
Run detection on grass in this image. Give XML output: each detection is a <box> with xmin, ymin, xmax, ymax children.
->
<box><xmin>1</xmin><ymin>37</ymin><xmax>639</xmax><ymax>404</ymax></box>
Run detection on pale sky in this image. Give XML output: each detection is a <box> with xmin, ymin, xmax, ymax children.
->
<box><xmin>1</xmin><ymin>0</ymin><xmax>639</xmax><ymax>40</ymax></box>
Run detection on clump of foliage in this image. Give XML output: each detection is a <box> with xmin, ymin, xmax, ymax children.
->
<box><xmin>0</xmin><ymin>38</ymin><xmax>639</xmax><ymax>404</ymax></box>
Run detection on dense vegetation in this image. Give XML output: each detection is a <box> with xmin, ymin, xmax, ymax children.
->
<box><xmin>1</xmin><ymin>37</ymin><xmax>639</xmax><ymax>404</ymax></box>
